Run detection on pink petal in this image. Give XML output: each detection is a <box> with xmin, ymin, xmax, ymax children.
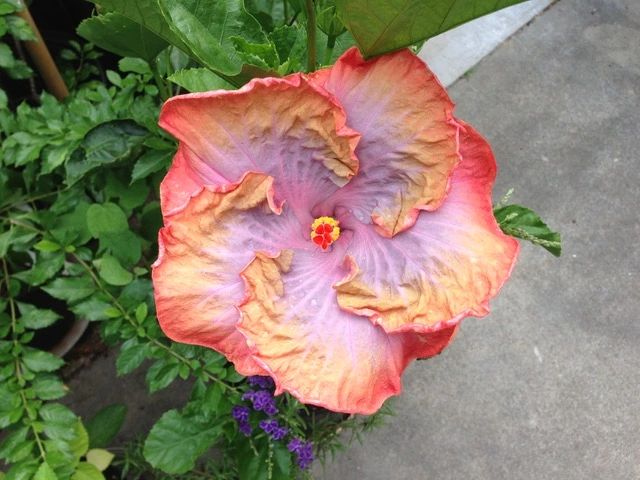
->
<box><xmin>153</xmin><ymin>173</ymin><xmax>306</xmax><ymax>376</ymax></box>
<box><xmin>237</xmin><ymin>245</ymin><xmax>457</xmax><ymax>414</ymax></box>
<box><xmin>335</xmin><ymin>123</ymin><xmax>520</xmax><ymax>333</ymax></box>
<box><xmin>158</xmin><ymin>74</ymin><xmax>360</xmax><ymax>221</ymax></box>
<box><xmin>309</xmin><ymin>47</ymin><xmax>461</xmax><ymax>236</ymax></box>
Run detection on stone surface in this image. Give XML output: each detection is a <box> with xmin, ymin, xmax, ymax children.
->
<box><xmin>319</xmin><ymin>0</ymin><xmax>640</xmax><ymax>478</ymax></box>
<box><xmin>419</xmin><ymin>0</ymin><xmax>553</xmax><ymax>86</ymax></box>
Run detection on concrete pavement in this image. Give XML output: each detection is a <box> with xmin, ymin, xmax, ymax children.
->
<box><xmin>319</xmin><ymin>0</ymin><xmax>640</xmax><ymax>478</ymax></box>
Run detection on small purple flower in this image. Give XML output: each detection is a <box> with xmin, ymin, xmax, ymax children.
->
<box><xmin>288</xmin><ymin>438</ymin><xmax>314</xmax><ymax>470</ymax></box>
<box><xmin>238</xmin><ymin>421</ymin><xmax>252</xmax><ymax>437</ymax></box>
<box><xmin>248</xmin><ymin>389</ymin><xmax>279</xmax><ymax>416</ymax></box>
<box><xmin>232</xmin><ymin>405</ymin><xmax>250</xmax><ymax>423</ymax></box>
<box><xmin>259</xmin><ymin>419</ymin><xmax>289</xmax><ymax>440</ymax></box>
<box><xmin>248</xmin><ymin>375</ymin><xmax>275</xmax><ymax>390</ymax></box>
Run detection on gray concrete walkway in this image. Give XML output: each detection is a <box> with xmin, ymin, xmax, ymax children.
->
<box><xmin>319</xmin><ymin>0</ymin><xmax>640</xmax><ymax>478</ymax></box>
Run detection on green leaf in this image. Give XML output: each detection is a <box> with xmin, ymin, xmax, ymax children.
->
<box><xmin>32</xmin><ymin>375</ymin><xmax>68</xmax><ymax>400</ymax></box>
<box><xmin>77</xmin><ymin>13</ymin><xmax>168</xmax><ymax>62</ymax></box>
<box><xmin>85</xmin><ymin>449</ymin><xmax>114</xmax><ymax>472</ymax></box>
<box><xmin>167</xmin><ymin>68</ymin><xmax>235</xmax><ymax>92</ymax></box>
<box><xmin>157</xmin><ymin>0</ymin><xmax>270</xmax><ymax>75</ymax></box>
<box><xmin>34</xmin><ymin>240</ymin><xmax>61</xmax><ymax>252</ymax></box>
<box><xmin>86</xmin><ymin>203</ymin><xmax>128</xmax><ymax>238</ymax></box>
<box><xmin>145</xmin><ymin>360</ymin><xmax>180</xmax><ymax>393</ymax></box>
<box><xmin>95</xmin><ymin>255</ymin><xmax>133</xmax><ymax>286</ymax></box>
<box><xmin>21</xmin><ymin>348</ymin><xmax>64</xmax><ymax>373</ymax></box>
<box><xmin>143</xmin><ymin>410</ymin><xmax>222</xmax><ymax>474</ymax></box>
<box><xmin>87</xmin><ymin>0</ymin><xmax>189</xmax><ymax>52</ymax></box>
<box><xmin>70</xmin><ymin>296</ymin><xmax>112</xmax><ymax>322</ymax></box>
<box><xmin>494</xmin><ymin>204</ymin><xmax>561</xmax><ymax>256</ymax></box>
<box><xmin>0</xmin><ymin>426</ymin><xmax>30</xmax><ymax>462</ymax></box>
<box><xmin>16</xmin><ymin>303</ymin><xmax>61</xmax><ymax>329</ymax></box>
<box><xmin>3</xmin><ymin>460</ymin><xmax>39</xmax><ymax>480</ymax></box>
<box><xmin>13</xmin><ymin>252</ymin><xmax>65</xmax><ymax>287</ymax></box>
<box><xmin>237</xmin><ymin>436</ymin><xmax>268</xmax><ymax>480</ymax></box>
<box><xmin>99</xmin><ymin>231</ymin><xmax>141</xmax><ymax>267</ymax></box>
<box><xmin>43</xmin><ymin>277</ymin><xmax>95</xmax><ymax>304</ymax></box>
<box><xmin>130</xmin><ymin>148</ymin><xmax>172</xmax><ymax>183</ymax></box>
<box><xmin>70</xmin><ymin>462</ymin><xmax>104</xmax><ymax>480</ymax></box>
<box><xmin>116</xmin><ymin>339</ymin><xmax>149</xmax><ymax>375</ymax></box>
<box><xmin>85</xmin><ymin>404</ymin><xmax>127</xmax><ymax>449</ymax></box>
<box><xmin>336</xmin><ymin>0</ymin><xmax>528</xmax><ymax>57</ymax></box>
<box><xmin>65</xmin><ymin>120</ymin><xmax>148</xmax><ymax>186</ymax></box>
<box><xmin>118</xmin><ymin>57</ymin><xmax>151</xmax><ymax>74</ymax></box>
<box><xmin>33</xmin><ymin>462</ymin><xmax>58</xmax><ymax>480</ymax></box>
<box><xmin>135</xmin><ymin>303</ymin><xmax>148</xmax><ymax>323</ymax></box>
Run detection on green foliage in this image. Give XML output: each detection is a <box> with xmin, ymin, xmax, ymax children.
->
<box><xmin>0</xmin><ymin>0</ymin><xmax>560</xmax><ymax>478</ymax></box>
<box><xmin>85</xmin><ymin>404</ymin><xmax>128</xmax><ymax>449</ymax></box>
<box><xmin>77</xmin><ymin>12</ymin><xmax>168</xmax><ymax>62</ymax></box>
<box><xmin>495</xmin><ymin>204</ymin><xmax>562</xmax><ymax>256</ymax></box>
<box><xmin>336</xmin><ymin>0</ymin><xmax>529</xmax><ymax>57</ymax></box>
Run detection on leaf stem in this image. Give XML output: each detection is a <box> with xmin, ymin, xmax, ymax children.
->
<box><xmin>151</xmin><ymin>59</ymin><xmax>170</xmax><ymax>101</ymax></box>
<box><xmin>1</xmin><ymin>258</ymin><xmax>47</xmax><ymax>461</ymax></box>
<box><xmin>323</xmin><ymin>34</ymin><xmax>336</xmax><ymax>65</ymax></box>
<box><xmin>305</xmin><ymin>0</ymin><xmax>317</xmax><ymax>71</ymax></box>
<box><xmin>283</xmin><ymin>0</ymin><xmax>289</xmax><ymax>24</ymax></box>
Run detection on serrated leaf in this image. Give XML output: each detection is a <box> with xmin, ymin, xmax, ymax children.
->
<box><xmin>65</xmin><ymin>120</ymin><xmax>148</xmax><ymax>186</ymax></box>
<box><xmin>167</xmin><ymin>69</ymin><xmax>235</xmax><ymax>93</ymax></box>
<box><xmin>116</xmin><ymin>339</ymin><xmax>148</xmax><ymax>375</ymax></box>
<box><xmin>336</xmin><ymin>0</ymin><xmax>529</xmax><ymax>57</ymax></box>
<box><xmin>87</xmin><ymin>0</ymin><xmax>189</xmax><ymax>52</ymax></box>
<box><xmin>85</xmin><ymin>449</ymin><xmax>114</xmax><ymax>472</ymax></box>
<box><xmin>143</xmin><ymin>410</ymin><xmax>222</xmax><ymax>474</ymax></box>
<box><xmin>157</xmin><ymin>0</ymin><xmax>271</xmax><ymax>76</ymax></box>
<box><xmin>77</xmin><ymin>13</ymin><xmax>167</xmax><ymax>62</ymax></box>
<box><xmin>43</xmin><ymin>277</ymin><xmax>95</xmax><ymax>304</ymax></box>
<box><xmin>95</xmin><ymin>255</ymin><xmax>133</xmax><ymax>286</ymax></box>
<box><xmin>33</xmin><ymin>462</ymin><xmax>58</xmax><ymax>480</ymax></box>
<box><xmin>70</xmin><ymin>296</ymin><xmax>112</xmax><ymax>322</ymax></box>
<box><xmin>86</xmin><ymin>203</ymin><xmax>128</xmax><ymax>238</ymax></box>
<box><xmin>146</xmin><ymin>360</ymin><xmax>180</xmax><ymax>393</ymax></box>
<box><xmin>494</xmin><ymin>204</ymin><xmax>561</xmax><ymax>256</ymax></box>
<box><xmin>21</xmin><ymin>348</ymin><xmax>64</xmax><ymax>373</ymax></box>
<box><xmin>16</xmin><ymin>303</ymin><xmax>61</xmax><ymax>329</ymax></box>
<box><xmin>32</xmin><ymin>375</ymin><xmax>68</xmax><ymax>400</ymax></box>
<box><xmin>70</xmin><ymin>462</ymin><xmax>104</xmax><ymax>480</ymax></box>
<box><xmin>86</xmin><ymin>404</ymin><xmax>127</xmax><ymax>449</ymax></box>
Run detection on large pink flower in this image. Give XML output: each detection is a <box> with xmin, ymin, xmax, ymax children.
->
<box><xmin>152</xmin><ymin>48</ymin><xmax>519</xmax><ymax>414</ymax></box>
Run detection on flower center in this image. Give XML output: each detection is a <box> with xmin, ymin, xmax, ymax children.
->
<box><xmin>310</xmin><ymin>216</ymin><xmax>340</xmax><ymax>251</ymax></box>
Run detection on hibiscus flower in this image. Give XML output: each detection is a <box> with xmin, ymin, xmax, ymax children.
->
<box><xmin>152</xmin><ymin>47</ymin><xmax>519</xmax><ymax>414</ymax></box>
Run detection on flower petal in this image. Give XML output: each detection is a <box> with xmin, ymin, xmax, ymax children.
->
<box><xmin>237</xmin><ymin>247</ymin><xmax>457</xmax><ymax>414</ymax></box>
<box><xmin>152</xmin><ymin>173</ymin><xmax>305</xmax><ymax>376</ymax></box>
<box><xmin>310</xmin><ymin>47</ymin><xmax>461</xmax><ymax>236</ymax></box>
<box><xmin>158</xmin><ymin>74</ymin><xmax>360</xmax><ymax>219</ymax></box>
<box><xmin>335</xmin><ymin>123</ymin><xmax>520</xmax><ymax>333</ymax></box>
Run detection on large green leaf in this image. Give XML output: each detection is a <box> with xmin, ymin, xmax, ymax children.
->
<box><xmin>143</xmin><ymin>410</ymin><xmax>222</xmax><ymax>474</ymax></box>
<box><xmin>87</xmin><ymin>0</ymin><xmax>188</xmax><ymax>51</ymax></box>
<box><xmin>336</xmin><ymin>0</ymin><xmax>529</xmax><ymax>57</ymax></box>
<box><xmin>167</xmin><ymin>68</ymin><xmax>235</xmax><ymax>92</ymax></box>
<box><xmin>157</xmin><ymin>0</ymin><xmax>270</xmax><ymax>76</ymax></box>
<box><xmin>77</xmin><ymin>12</ymin><xmax>168</xmax><ymax>62</ymax></box>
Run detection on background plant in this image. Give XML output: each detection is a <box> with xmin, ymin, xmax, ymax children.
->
<box><xmin>0</xmin><ymin>0</ymin><xmax>560</xmax><ymax>479</ymax></box>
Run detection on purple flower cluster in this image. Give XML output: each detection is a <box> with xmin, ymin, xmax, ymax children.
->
<box><xmin>259</xmin><ymin>419</ymin><xmax>288</xmax><ymax>440</ymax></box>
<box><xmin>242</xmin><ymin>389</ymin><xmax>278</xmax><ymax>416</ymax></box>
<box><xmin>231</xmin><ymin>376</ymin><xmax>315</xmax><ymax>470</ymax></box>
<box><xmin>248</xmin><ymin>375</ymin><xmax>275</xmax><ymax>390</ymax></box>
<box><xmin>287</xmin><ymin>438</ymin><xmax>314</xmax><ymax>470</ymax></box>
<box><xmin>232</xmin><ymin>405</ymin><xmax>252</xmax><ymax>436</ymax></box>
